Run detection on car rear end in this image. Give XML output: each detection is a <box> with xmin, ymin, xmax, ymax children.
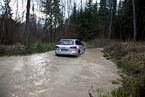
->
<box><xmin>55</xmin><ymin>39</ymin><xmax>79</xmax><ymax>56</ymax></box>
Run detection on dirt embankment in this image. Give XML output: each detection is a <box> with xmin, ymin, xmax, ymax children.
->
<box><xmin>104</xmin><ymin>42</ymin><xmax>145</xmax><ymax>96</ymax></box>
<box><xmin>0</xmin><ymin>49</ymin><xmax>121</xmax><ymax>97</ymax></box>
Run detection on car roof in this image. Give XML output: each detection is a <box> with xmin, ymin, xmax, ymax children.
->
<box><xmin>60</xmin><ymin>39</ymin><xmax>79</xmax><ymax>41</ymax></box>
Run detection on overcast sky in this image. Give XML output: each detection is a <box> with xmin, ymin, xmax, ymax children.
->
<box><xmin>0</xmin><ymin>0</ymin><xmax>101</xmax><ymax>20</ymax></box>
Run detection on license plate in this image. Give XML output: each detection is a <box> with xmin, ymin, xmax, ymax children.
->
<box><xmin>61</xmin><ymin>49</ymin><xmax>68</xmax><ymax>51</ymax></box>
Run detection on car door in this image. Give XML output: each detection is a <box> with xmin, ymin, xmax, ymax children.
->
<box><xmin>76</xmin><ymin>41</ymin><xmax>81</xmax><ymax>52</ymax></box>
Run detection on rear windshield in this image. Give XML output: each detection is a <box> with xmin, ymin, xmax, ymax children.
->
<box><xmin>58</xmin><ymin>40</ymin><xmax>74</xmax><ymax>45</ymax></box>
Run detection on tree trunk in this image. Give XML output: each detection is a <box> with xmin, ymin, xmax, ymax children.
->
<box><xmin>24</xmin><ymin>0</ymin><xmax>31</xmax><ymax>45</ymax></box>
<box><xmin>16</xmin><ymin>0</ymin><xmax>18</xmax><ymax>20</ymax></box>
<box><xmin>65</xmin><ymin>0</ymin><xmax>67</xmax><ymax>38</ymax></box>
<box><xmin>2</xmin><ymin>19</ymin><xmax>5</xmax><ymax>44</ymax></box>
<box><xmin>132</xmin><ymin>0</ymin><xmax>136</xmax><ymax>41</ymax></box>
<box><xmin>120</xmin><ymin>15</ymin><xmax>122</xmax><ymax>40</ymax></box>
<box><xmin>108</xmin><ymin>5</ymin><xmax>113</xmax><ymax>39</ymax></box>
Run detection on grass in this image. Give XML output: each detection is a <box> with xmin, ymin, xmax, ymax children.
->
<box><xmin>0</xmin><ymin>47</ymin><xmax>7</xmax><ymax>56</ymax></box>
<box><xmin>0</xmin><ymin>43</ymin><xmax>55</xmax><ymax>56</ymax></box>
<box><xmin>81</xmin><ymin>41</ymin><xmax>96</xmax><ymax>49</ymax></box>
<box><xmin>82</xmin><ymin>39</ymin><xmax>114</xmax><ymax>49</ymax></box>
<box><xmin>101</xmin><ymin>42</ymin><xmax>145</xmax><ymax>97</ymax></box>
<box><xmin>88</xmin><ymin>39</ymin><xmax>112</xmax><ymax>48</ymax></box>
<box><xmin>111</xmin><ymin>80</ymin><xmax>120</xmax><ymax>84</ymax></box>
<box><xmin>101</xmin><ymin>50</ymin><xmax>113</xmax><ymax>60</ymax></box>
<box><xmin>82</xmin><ymin>40</ymin><xmax>145</xmax><ymax>97</ymax></box>
<box><xmin>111</xmin><ymin>87</ymin><xmax>126</xmax><ymax>97</ymax></box>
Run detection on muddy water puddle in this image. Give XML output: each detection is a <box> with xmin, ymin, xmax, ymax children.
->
<box><xmin>0</xmin><ymin>49</ymin><xmax>121</xmax><ymax>97</ymax></box>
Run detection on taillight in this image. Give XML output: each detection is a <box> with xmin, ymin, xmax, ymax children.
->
<box><xmin>55</xmin><ymin>46</ymin><xmax>59</xmax><ymax>48</ymax></box>
<box><xmin>70</xmin><ymin>46</ymin><xmax>77</xmax><ymax>49</ymax></box>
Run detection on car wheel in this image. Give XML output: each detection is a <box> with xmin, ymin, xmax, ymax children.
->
<box><xmin>77</xmin><ymin>51</ymin><xmax>80</xmax><ymax>57</ymax></box>
<box><xmin>83</xmin><ymin>49</ymin><xmax>85</xmax><ymax>54</ymax></box>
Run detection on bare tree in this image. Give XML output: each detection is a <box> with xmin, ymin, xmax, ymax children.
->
<box><xmin>132</xmin><ymin>0</ymin><xmax>136</xmax><ymax>41</ymax></box>
<box><xmin>108</xmin><ymin>2</ymin><xmax>113</xmax><ymax>39</ymax></box>
<box><xmin>64</xmin><ymin>0</ymin><xmax>67</xmax><ymax>37</ymax></box>
<box><xmin>24</xmin><ymin>0</ymin><xmax>31</xmax><ymax>45</ymax></box>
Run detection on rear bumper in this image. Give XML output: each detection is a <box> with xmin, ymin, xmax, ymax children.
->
<box><xmin>55</xmin><ymin>50</ymin><xmax>78</xmax><ymax>56</ymax></box>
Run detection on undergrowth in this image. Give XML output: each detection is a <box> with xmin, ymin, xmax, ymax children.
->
<box><xmin>0</xmin><ymin>43</ymin><xmax>55</xmax><ymax>56</ymax></box>
<box><xmin>82</xmin><ymin>39</ymin><xmax>113</xmax><ymax>49</ymax></box>
<box><xmin>102</xmin><ymin>42</ymin><xmax>145</xmax><ymax>97</ymax></box>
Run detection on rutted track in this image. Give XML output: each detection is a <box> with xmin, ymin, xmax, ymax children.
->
<box><xmin>0</xmin><ymin>49</ymin><xmax>121</xmax><ymax>97</ymax></box>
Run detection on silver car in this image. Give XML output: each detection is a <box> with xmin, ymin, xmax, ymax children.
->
<box><xmin>55</xmin><ymin>39</ymin><xmax>85</xmax><ymax>57</ymax></box>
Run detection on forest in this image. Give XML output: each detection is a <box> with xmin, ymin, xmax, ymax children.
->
<box><xmin>0</xmin><ymin>0</ymin><xmax>145</xmax><ymax>45</ymax></box>
<box><xmin>0</xmin><ymin>0</ymin><xmax>145</xmax><ymax>97</ymax></box>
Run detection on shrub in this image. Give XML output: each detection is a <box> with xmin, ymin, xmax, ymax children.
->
<box><xmin>0</xmin><ymin>47</ymin><xmax>6</xmax><ymax>56</ymax></box>
<box><xmin>26</xmin><ymin>44</ymin><xmax>34</xmax><ymax>54</ymax></box>
<box><xmin>0</xmin><ymin>43</ymin><xmax>55</xmax><ymax>56</ymax></box>
<box><xmin>103</xmin><ymin>42</ymin><xmax>145</xmax><ymax>97</ymax></box>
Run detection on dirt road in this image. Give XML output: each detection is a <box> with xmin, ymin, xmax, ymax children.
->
<box><xmin>0</xmin><ymin>49</ymin><xmax>121</xmax><ymax>97</ymax></box>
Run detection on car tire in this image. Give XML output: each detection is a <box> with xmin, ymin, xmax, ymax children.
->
<box><xmin>83</xmin><ymin>49</ymin><xmax>85</xmax><ymax>54</ymax></box>
<box><xmin>77</xmin><ymin>51</ymin><xmax>80</xmax><ymax>57</ymax></box>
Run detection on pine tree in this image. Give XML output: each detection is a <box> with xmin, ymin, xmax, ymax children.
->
<box><xmin>41</xmin><ymin>0</ymin><xmax>63</xmax><ymax>42</ymax></box>
<box><xmin>108</xmin><ymin>0</ymin><xmax>117</xmax><ymax>39</ymax></box>
<box><xmin>135</xmin><ymin>0</ymin><xmax>145</xmax><ymax>40</ymax></box>
<box><xmin>70</xmin><ymin>1</ymin><xmax>77</xmax><ymax>23</ymax></box>
<box><xmin>53</xmin><ymin>0</ymin><xmax>63</xmax><ymax>41</ymax></box>
<box><xmin>80</xmin><ymin>0</ymin><xmax>98</xmax><ymax>40</ymax></box>
<box><xmin>98</xmin><ymin>0</ymin><xmax>108</xmax><ymax>38</ymax></box>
